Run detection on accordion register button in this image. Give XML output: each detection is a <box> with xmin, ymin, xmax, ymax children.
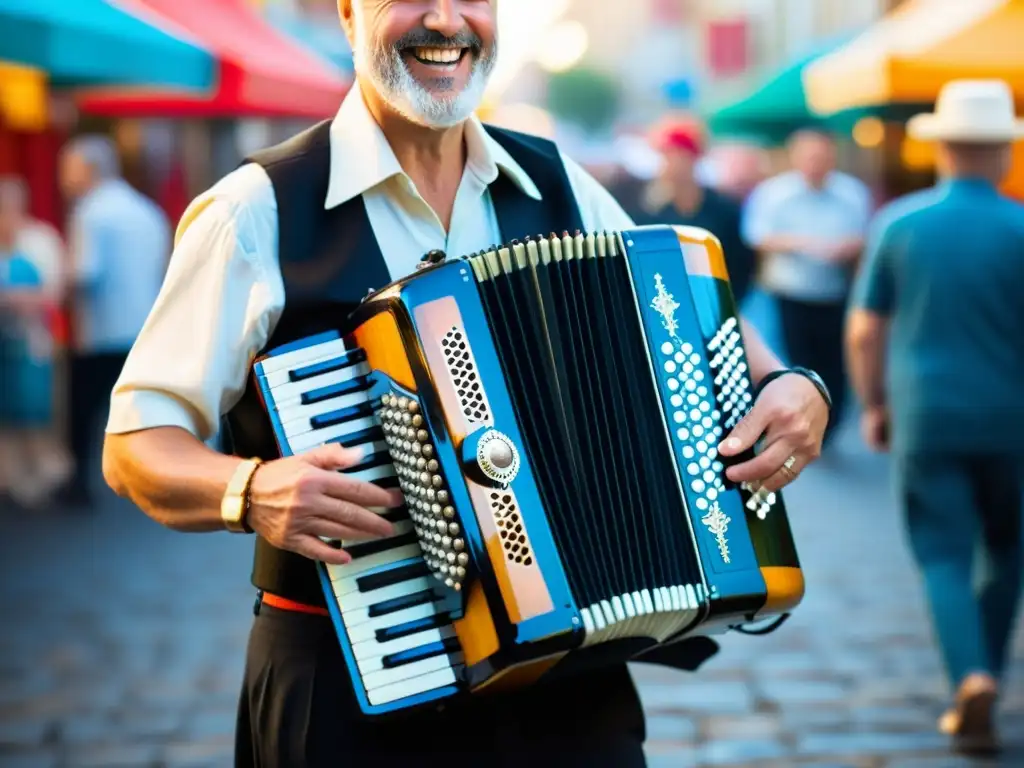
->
<box><xmin>461</xmin><ymin>428</ymin><xmax>520</xmax><ymax>487</ymax></box>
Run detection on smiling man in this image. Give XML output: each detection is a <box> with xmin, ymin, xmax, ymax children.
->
<box><xmin>100</xmin><ymin>1</ymin><xmax>829</xmax><ymax>766</ymax></box>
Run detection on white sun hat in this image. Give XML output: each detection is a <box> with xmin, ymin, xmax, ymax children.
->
<box><xmin>907</xmin><ymin>79</ymin><xmax>1024</xmax><ymax>143</ymax></box>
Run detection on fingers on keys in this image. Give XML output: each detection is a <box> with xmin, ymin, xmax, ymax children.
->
<box><xmin>322</xmin><ymin>470</ymin><xmax>404</xmax><ymax>510</ymax></box>
<box><xmin>308</xmin><ymin>514</ymin><xmax>392</xmax><ymax>543</ymax></box>
<box><xmin>757</xmin><ymin>458</ymin><xmax>801</xmax><ymax>493</ymax></box>
<box><xmin>300</xmin><ymin>536</ymin><xmax>353</xmax><ymax>566</ymax></box>
<box><xmin>318</xmin><ymin>498</ymin><xmax>396</xmax><ymax>539</ymax></box>
<box><xmin>724</xmin><ymin>437</ymin><xmax>793</xmax><ymax>485</ymax></box>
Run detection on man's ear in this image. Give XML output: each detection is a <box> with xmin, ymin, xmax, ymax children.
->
<box><xmin>338</xmin><ymin>0</ymin><xmax>356</xmax><ymax>42</ymax></box>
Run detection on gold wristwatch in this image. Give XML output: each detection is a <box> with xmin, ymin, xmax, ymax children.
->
<box><xmin>221</xmin><ymin>458</ymin><xmax>263</xmax><ymax>533</ymax></box>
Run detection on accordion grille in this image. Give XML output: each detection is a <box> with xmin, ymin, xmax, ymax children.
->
<box><xmin>468</xmin><ymin>233</ymin><xmax>704</xmax><ymax>624</ymax></box>
<box><xmin>441</xmin><ymin>327</ymin><xmax>492</xmax><ymax>426</ymax></box>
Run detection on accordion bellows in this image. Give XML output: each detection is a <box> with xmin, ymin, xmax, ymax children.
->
<box><xmin>253</xmin><ymin>225</ymin><xmax>805</xmax><ymax>717</ymax></box>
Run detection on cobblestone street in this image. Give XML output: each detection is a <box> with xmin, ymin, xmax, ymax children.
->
<box><xmin>1</xmin><ymin>426</ymin><xmax>1022</xmax><ymax>768</ymax></box>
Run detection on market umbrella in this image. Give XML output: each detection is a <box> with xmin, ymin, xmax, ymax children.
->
<box><xmin>707</xmin><ymin>36</ymin><xmax>865</xmax><ymax>145</ymax></box>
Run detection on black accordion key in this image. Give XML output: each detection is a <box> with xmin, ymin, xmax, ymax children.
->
<box><xmin>356</xmin><ymin>561</ymin><xmax>430</xmax><ymax>593</ymax></box>
<box><xmin>381</xmin><ymin>636</ymin><xmax>461</xmax><ymax>670</ymax></box>
<box><xmin>375</xmin><ymin>612</ymin><xmax>453</xmax><ymax>643</ymax></box>
<box><xmin>367</xmin><ymin>589</ymin><xmax>441</xmax><ymax>619</ymax></box>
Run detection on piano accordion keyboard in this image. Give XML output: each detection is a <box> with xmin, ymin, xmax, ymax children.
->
<box><xmin>256</xmin><ymin>334</ymin><xmax>463</xmax><ymax>708</ymax></box>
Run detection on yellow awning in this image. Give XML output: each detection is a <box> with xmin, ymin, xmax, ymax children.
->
<box><xmin>0</xmin><ymin>61</ymin><xmax>48</xmax><ymax>132</ymax></box>
<box><xmin>805</xmin><ymin>0</ymin><xmax>1024</xmax><ymax>115</ymax></box>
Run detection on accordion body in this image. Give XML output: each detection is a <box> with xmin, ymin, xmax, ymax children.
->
<box><xmin>253</xmin><ymin>225</ymin><xmax>804</xmax><ymax>717</ymax></box>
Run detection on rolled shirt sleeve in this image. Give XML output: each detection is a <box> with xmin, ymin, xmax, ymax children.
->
<box><xmin>106</xmin><ymin>164</ymin><xmax>284</xmax><ymax>442</ymax></box>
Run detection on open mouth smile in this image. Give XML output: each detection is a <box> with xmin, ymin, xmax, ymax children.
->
<box><xmin>406</xmin><ymin>46</ymin><xmax>469</xmax><ymax>72</ymax></box>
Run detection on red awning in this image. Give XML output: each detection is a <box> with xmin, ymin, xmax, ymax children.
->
<box><xmin>76</xmin><ymin>0</ymin><xmax>349</xmax><ymax>119</ymax></box>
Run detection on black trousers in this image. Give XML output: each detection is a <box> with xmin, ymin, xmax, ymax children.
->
<box><xmin>776</xmin><ymin>297</ymin><xmax>847</xmax><ymax>445</ymax></box>
<box><xmin>235</xmin><ymin>605</ymin><xmax>648</xmax><ymax>767</ymax></box>
<box><xmin>67</xmin><ymin>350</ymin><xmax>127</xmax><ymax>502</ymax></box>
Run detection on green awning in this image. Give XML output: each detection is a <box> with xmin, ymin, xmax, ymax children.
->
<box><xmin>707</xmin><ymin>37</ymin><xmax>864</xmax><ymax>144</ymax></box>
<box><xmin>0</xmin><ymin>0</ymin><xmax>214</xmax><ymax>89</ymax></box>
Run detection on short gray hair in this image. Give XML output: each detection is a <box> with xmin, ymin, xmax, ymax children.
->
<box><xmin>0</xmin><ymin>175</ymin><xmax>29</xmax><ymax>212</ymax></box>
<box><xmin>64</xmin><ymin>134</ymin><xmax>121</xmax><ymax>179</ymax></box>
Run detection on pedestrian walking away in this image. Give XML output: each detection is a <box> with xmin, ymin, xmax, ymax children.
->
<box><xmin>846</xmin><ymin>78</ymin><xmax>1024</xmax><ymax>758</ymax></box>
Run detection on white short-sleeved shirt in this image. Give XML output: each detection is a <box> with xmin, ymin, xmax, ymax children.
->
<box><xmin>742</xmin><ymin>170</ymin><xmax>873</xmax><ymax>303</ymax></box>
<box><xmin>106</xmin><ymin>82</ymin><xmax>635</xmax><ymax>441</ymax></box>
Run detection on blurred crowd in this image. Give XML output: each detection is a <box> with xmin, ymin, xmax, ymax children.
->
<box><xmin>0</xmin><ymin>135</ymin><xmax>169</xmax><ymax>511</ymax></box>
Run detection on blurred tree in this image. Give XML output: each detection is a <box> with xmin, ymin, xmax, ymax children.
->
<box><xmin>545</xmin><ymin>67</ymin><xmax>622</xmax><ymax>135</ymax></box>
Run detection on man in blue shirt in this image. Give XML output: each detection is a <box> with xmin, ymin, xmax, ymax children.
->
<box><xmin>846</xmin><ymin>79</ymin><xmax>1024</xmax><ymax>757</ymax></box>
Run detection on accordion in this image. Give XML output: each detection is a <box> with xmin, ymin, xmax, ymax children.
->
<box><xmin>253</xmin><ymin>225</ymin><xmax>804</xmax><ymax>717</ymax></box>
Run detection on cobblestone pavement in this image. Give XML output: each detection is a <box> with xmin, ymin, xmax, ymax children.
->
<box><xmin>1</xmin><ymin>427</ymin><xmax>1022</xmax><ymax>768</ymax></box>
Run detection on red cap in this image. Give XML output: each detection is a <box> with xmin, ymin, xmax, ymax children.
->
<box><xmin>652</xmin><ymin>118</ymin><xmax>706</xmax><ymax>157</ymax></box>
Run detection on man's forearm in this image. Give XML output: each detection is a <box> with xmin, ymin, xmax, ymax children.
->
<box><xmin>834</xmin><ymin>237</ymin><xmax>865</xmax><ymax>263</ymax></box>
<box><xmin>740</xmin><ymin>318</ymin><xmax>785</xmax><ymax>385</ymax></box>
<box><xmin>846</xmin><ymin>315</ymin><xmax>888</xmax><ymax>408</ymax></box>
<box><xmin>103</xmin><ymin>427</ymin><xmax>244</xmax><ymax>532</ymax></box>
<box><xmin>753</xmin><ymin>233</ymin><xmax>810</xmax><ymax>255</ymax></box>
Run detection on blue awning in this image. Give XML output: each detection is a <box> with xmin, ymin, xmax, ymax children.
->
<box><xmin>0</xmin><ymin>0</ymin><xmax>215</xmax><ymax>89</ymax></box>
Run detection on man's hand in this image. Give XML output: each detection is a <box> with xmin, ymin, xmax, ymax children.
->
<box><xmin>818</xmin><ymin>237</ymin><xmax>864</xmax><ymax>264</ymax></box>
<box><xmin>247</xmin><ymin>443</ymin><xmax>404</xmax><ymax>566</ymax></box>
<box><xmin>860</xmin><ymin>405</ymin><xmax>889</xmax><ymax>453</ymax></box>
<box><xmin>718</xmin><ymin>374</ymin><xmax>829</xmax><ymax>492</ymax></box>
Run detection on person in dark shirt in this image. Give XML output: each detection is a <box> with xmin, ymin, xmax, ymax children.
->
<box><xmin>847</xmin><ymin>79</ymin><xmax>1024</xmax><ymax>757</ymax></box>
<box><xmin>637</xmin><ymin>117</ymin><xmax>756</xmax><ymax>305</ymax></box>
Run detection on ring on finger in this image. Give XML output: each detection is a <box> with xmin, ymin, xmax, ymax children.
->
<box><xmin>780</xmin><ymin>454</ymin><xmax>799</xmax><ymax>479</ymax></box>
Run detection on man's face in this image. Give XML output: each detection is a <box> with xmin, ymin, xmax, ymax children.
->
<box><xmin>661</xmin><ymin>147</ymin><xmax>697</xmax><ymax>185</ymax></box>
<box><xmin>58</xmin><ymin>150</ymin><xmax>93</xmax><ymax>201</ymax></box>
<box><xmin>344</xmin><ymin>0</ymin><xmax>498</xmax><ymax>129</ymax></box>
<box><xmin>789</xmin><ymin>132</ymin><xmax>836</xmax><ymax>187</ymax></box>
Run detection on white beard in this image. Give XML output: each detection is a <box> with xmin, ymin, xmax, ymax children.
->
<box><xmin>352</xmin><ymin>8</ymin><xmax>496</xmax><ymax>130</ymax></box>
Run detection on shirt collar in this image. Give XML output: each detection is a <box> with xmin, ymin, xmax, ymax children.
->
<box><xmin>941</xmin><ymin>176</ymin><xmax>998</xmax><ymax>195</ymax></box>
<box><xmin>324</xmin><ymin>81</ymin><xmax>542</xmax><ymax>209</ymax></box>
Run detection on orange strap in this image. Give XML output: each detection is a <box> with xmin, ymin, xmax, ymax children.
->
<box><xmin>261</xmin><ymin>592</ymin><xmax>330</xmax><ymax>617</ymax></box>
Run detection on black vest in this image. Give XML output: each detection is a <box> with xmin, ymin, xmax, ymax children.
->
<box><xmin>228</xmin><ymin>120</ymin><xmax>586</xmax><ymax>606</ymax></box>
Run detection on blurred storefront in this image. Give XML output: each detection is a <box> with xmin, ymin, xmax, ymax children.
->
<box><xmin>804</xmin><ymin>0</ymin><xmax>1024</xmax><ymax>200</ymax></box>
<box><xmin>75</xmin><ymin>0</ymin><xmax>349</xmax><ymax>214</ymax></box>
<box><xmin>0</xmin><ymin>0</ymin><xmax>350</xmax><ymax>232</ymax></box>
<box><xmin>0</xmin><ymin>0</ymin><xmax>217</xmax><ymax>228</ymax></box>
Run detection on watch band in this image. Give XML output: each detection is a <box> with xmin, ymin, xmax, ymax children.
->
<box><xmin>754</xmin><ymin>366</ymin><xmax>832</xmax><ymax>410</ymax></box>
<box><xmin>221</xmin><ymin>458</ymin><xmax>263</xmax><ymax>534</ymax></box>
